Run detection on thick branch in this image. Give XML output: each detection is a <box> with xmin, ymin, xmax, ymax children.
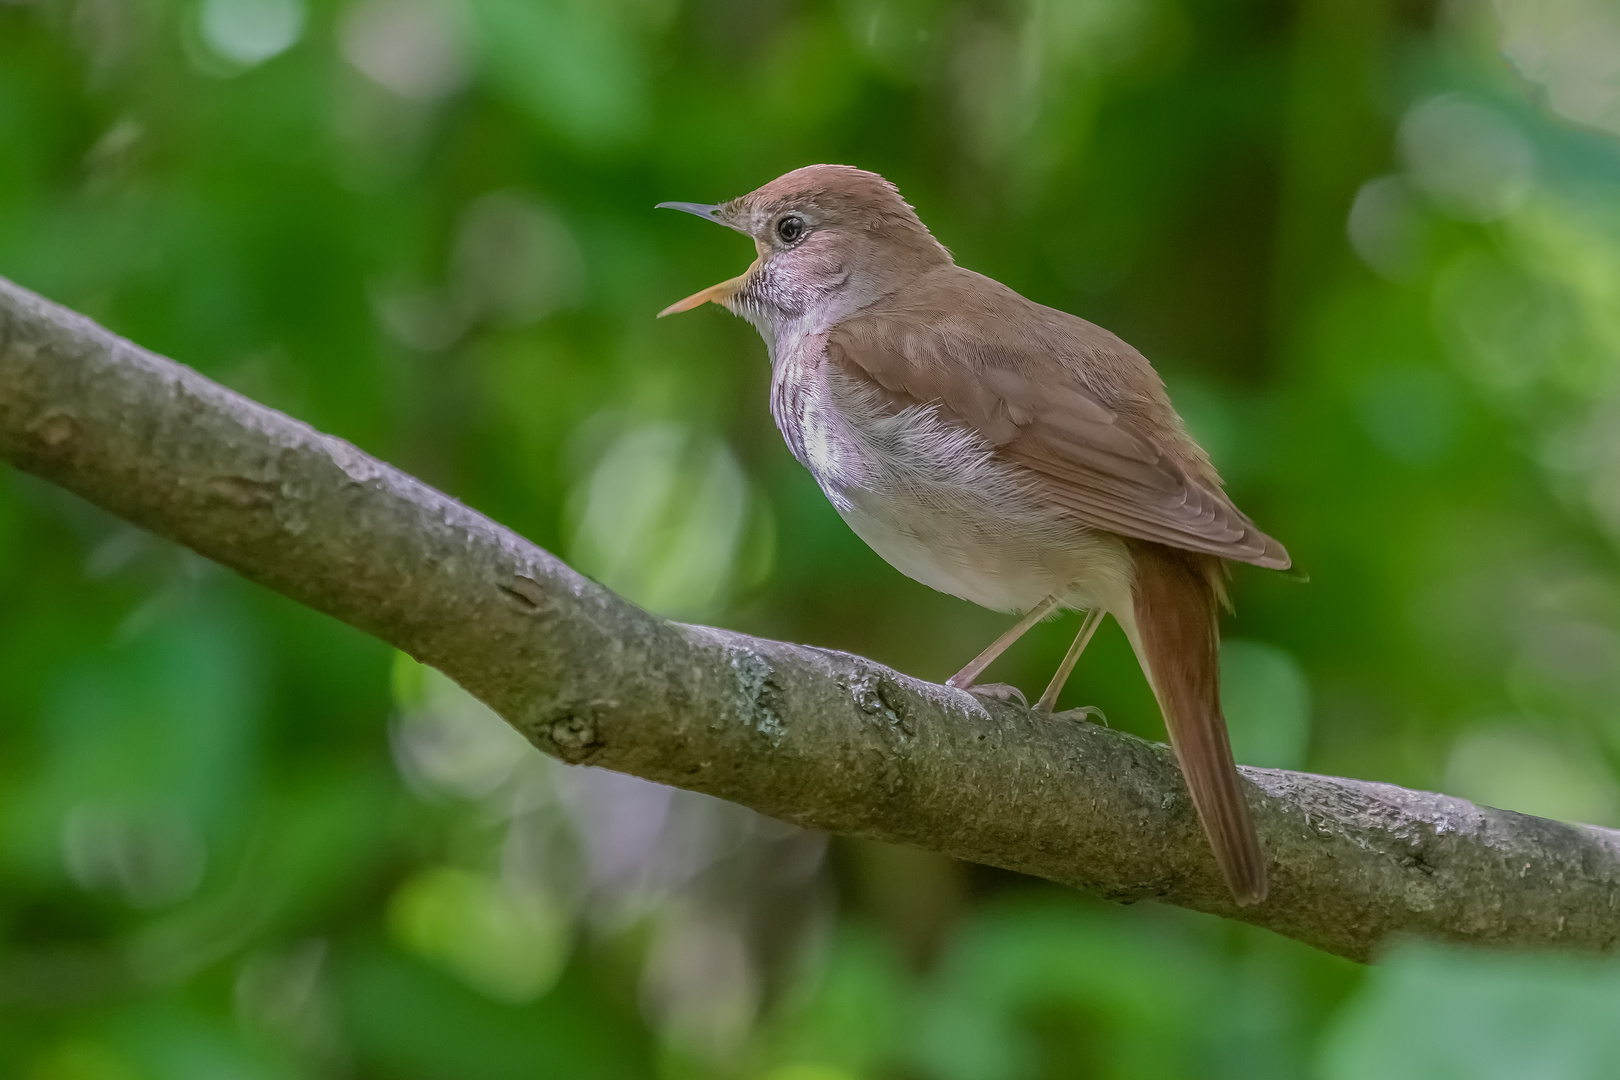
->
<box><xmin>1</xmin><ymin>274</ymin><xmax>1616</xmax><ymax>962</ymax></box>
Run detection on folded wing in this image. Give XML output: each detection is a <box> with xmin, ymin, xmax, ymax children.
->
<box><xmin>824</xmin><ymin>272</ymin><xmax>1290</xmax><ymax>570</ymax></box>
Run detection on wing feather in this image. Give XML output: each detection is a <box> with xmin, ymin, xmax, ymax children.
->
<box><xmin>824</xmin><ymin>269</ymin><xmax>1290</xmax><ymax>569</ymax></box>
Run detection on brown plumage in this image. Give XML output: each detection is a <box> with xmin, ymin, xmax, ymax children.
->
<box><xmin>1130</xmin><ymin>543</ymin><xmax>1266</xmax><ymax>903</ymax></box>
<box><xmin>658</xmin><ymin>164</ymin><xmax>1288</xmax><ymax>905</ymax></box>
<box><xmin>822</xmin><ymin>270</ymin><xmax>1288</xmax><ymax>568</ymax></box>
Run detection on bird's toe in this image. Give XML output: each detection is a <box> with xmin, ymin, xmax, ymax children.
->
<box><xmin>965</xmin><ymin>682</ymin><xmax>1028</xmax><ymax>707</ymax></box>
<box><xmin>1054</xmin><ymin>705</ymin><xmax>1107</xmax><ymax>726</ymax></box>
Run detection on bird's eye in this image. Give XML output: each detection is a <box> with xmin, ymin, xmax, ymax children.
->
<box><xmin>776</xmin><ymin>215</ymin><xmax>805</xmax><ymax>244</ymax></box>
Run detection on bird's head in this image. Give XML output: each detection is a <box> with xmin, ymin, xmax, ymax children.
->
<box><xmin>657</xmin><ymin>164</ymin><xmax>951</xmax><ymax>329</ymax></box>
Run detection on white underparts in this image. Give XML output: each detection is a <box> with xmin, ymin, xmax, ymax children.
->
<box><xmin>774</xmin><ymin>357</ymin><xmax>1135</xmax><ymax>616</ymax></box>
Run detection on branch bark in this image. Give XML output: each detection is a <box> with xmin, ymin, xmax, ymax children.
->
<box><xmin>1</xmin><ymin>274</ymin><xmax>1616</xmax><ymax>962</ymax></box>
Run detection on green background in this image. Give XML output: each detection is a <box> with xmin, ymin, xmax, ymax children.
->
<box><xmin>5</xmin><ymin>0</ymin><xmax>1620</xmax><ymax>1076</ymax></box>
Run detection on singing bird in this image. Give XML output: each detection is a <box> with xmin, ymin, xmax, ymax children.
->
<box><xmin>657</xmin><ymin>165</ymin><xmax>1289</xmax><ymax>905</ymax></box>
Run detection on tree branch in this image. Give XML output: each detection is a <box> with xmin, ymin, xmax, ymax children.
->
<box><xmin>1</xmin><ymin>275</ymin><xmax>1616</xmax><ymax>962</ymax></box>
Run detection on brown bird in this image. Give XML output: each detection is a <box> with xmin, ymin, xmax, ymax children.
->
<box><xmin>657</xmin><ymin>165</ymin><xmax>1289</xmax><ymax>905</ymax></box>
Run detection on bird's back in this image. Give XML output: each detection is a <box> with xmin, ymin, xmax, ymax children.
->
<box><xmin>867</xmin><ymin>265</ymin><xmax>1221</xmax><ymax>484</ymax></box>
<box><xmin>807</xmin><ymin>264</ymin><xmax>1287</xmax><ymax>572</ymax></box>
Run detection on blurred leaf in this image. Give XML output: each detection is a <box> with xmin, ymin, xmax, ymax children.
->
<box><xmin>126</xmin><ymin>764</ymin><xmax>396</xmax><ymax>986</ymax></box>
<box><xmin>32</xmin><ymin>1001</ymin><xmax>297</xmax><ymax>1080</ymax></box>
<box><xmin>390</xmin><ymin>655</ymin><xmax>531</xmax><ymax>800</ymax></box>
<box><xmin>388</xmin><ymin>866</ymin><xmax>571</xmax><ymax>1003</ymax></box>
<box><xmin>468</xmin><ymin>0</ymin><xmax>649</xmax><ymax>150</ymax></box>
<box><xmin>1320</xmin><ymin>943</ymin><xmax>1620</xmax><ymax>1080</ymax></box>
<box><xmin>1443</xmin><ymin>724</ymin><xmax>1618</xmax><ymax>825</ymax></box>
<box><xmin>761</xmin><ymin>1064</ymin><xmax>860</xmax><ymax>1080</ymax></box>
<box><xmin>24</xmin><ymin>1041</ymin><xmax>139</xmax><ymax>1080</ymax></box>
<box><xmin>390</xmin><ymin>649</ymin><xmax>430</xmax><ymax>712</ymax></box>
<box><xmin>1355</xmin><ymin>367</ymin><xmax>1460</xmax><ymax>467</ymax></box>
<box><xmin>1221</xmin><ymin>640</ymin><xmax>1312</xmax><ymax>770</ymax></box>
<box><xmin>763</xmin><ymin>923</ymin><xmax>912</xmax><ymax>1077</ymax></box>
<box><xmin>197</xmin><ymin>0</ymin><xmax>307</xmax><ymax>69</ymax></box>
<box><xmin>565</xmin><ymin>420</ymin><xmax>770</xmax><ymax>619</ymax></box>
<box><xmin>3</xmin><ymin>597</ymin><xmax>262</xmax><ymax>903</ymax></box>
<box><xmin>0</xmin><ymin>478</ymin><xmax>17</xmax><ymax>568</ymax></box>
<box><xmin>337</xmin><ymin>944</ymin><xmax>651</xmax><ymax>1080</ymax></box>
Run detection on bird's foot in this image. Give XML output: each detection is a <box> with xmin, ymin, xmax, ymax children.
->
<box><xmin>963</xmin><ymin>682</ymin><xmax>1028</xmax><ymax>707</ymax></box>
<box><xmin>1053</xmin><ymin>705</ymin><xmax>1107</xmax><ymax>726</ymax></box>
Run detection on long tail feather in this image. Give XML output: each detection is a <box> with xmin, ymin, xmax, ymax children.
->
<box><xmin>1123</xmin><ymin>543</ymin><xmax>1267</xmax><ymax>905</ymax></box>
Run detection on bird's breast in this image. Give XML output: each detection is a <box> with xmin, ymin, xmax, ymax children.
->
<box><xmin>768</xmin><ymin>347</ymin><xmax>1133</xmax><ymax>614</ymax></box>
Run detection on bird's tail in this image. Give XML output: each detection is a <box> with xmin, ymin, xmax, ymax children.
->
<box><xmin>1120</xmin><ymin>542</ymin><xmax>1267</xmax><ymax>905</ymax></box>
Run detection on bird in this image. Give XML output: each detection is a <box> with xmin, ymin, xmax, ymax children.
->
<box><xmin>655</xmin><ymin>165</ymin><xmax>1289</xmax><ymax>906</ymax></box>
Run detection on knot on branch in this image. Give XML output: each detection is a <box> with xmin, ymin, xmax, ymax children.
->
<box><xmin>851</xmin><ymin>673</ymin><xmax>913</xmax><ymax>737</ymax></box>
<box><xmin>498</xmin><ymin>573</ymin><xmax>549</xmax><ymax>614</ymax></box>
<box><xmin>27</xmin><ymin>409</ymin><xmax>78</xmax><ymax>449</ymax></box>
<box><xmin>545</xmin><ymin>713</ymin><xmax>600</xmax><ymax>763</ymax></box>
<box><xmin>204</xmin><ymin>474</ymin><xmax>277</xmax><ymax>508</ymax></box>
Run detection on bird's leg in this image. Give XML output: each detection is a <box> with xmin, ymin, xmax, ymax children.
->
<box><xmin>947</xmin><ymin>595</ymin><xmax>1061</xmax><ymax>690</ymax></box>
<box><xmin>1035</xmin><ymin>606</ymin><xmax>1107</xmax><ymax>713</ymax></box>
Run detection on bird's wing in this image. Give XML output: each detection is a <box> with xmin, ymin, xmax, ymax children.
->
<box><xmin>823</xmin><ymin>272</ymin><xmax>1290</xmax><ymax>569</ymax></box>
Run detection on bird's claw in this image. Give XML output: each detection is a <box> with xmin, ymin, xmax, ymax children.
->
<box><xmin>1054</xmin><ymin>705</ymin><xmax>1107</xmax><ymax>726</ymax></box>
<box><xmin>963</xmin><ymin>682</ymin><xmax>1028</xmax><ymax>707</ymax></box>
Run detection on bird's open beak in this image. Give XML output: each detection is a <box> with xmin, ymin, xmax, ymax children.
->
<box><xmin>656</xmin><ymin>201</ymin><xmax>756</xmax><ymax>318</ymax></box>
<box><xmin>657</xmin><ymin>265</ymin><xmax>755</xmax><ymax>318</ymax></box>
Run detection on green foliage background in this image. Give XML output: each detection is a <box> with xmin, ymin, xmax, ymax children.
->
<box><xmin>5</xmin><ymin>0</ymin><xmax>1620</xmax><ymax>1076</ymax></box>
